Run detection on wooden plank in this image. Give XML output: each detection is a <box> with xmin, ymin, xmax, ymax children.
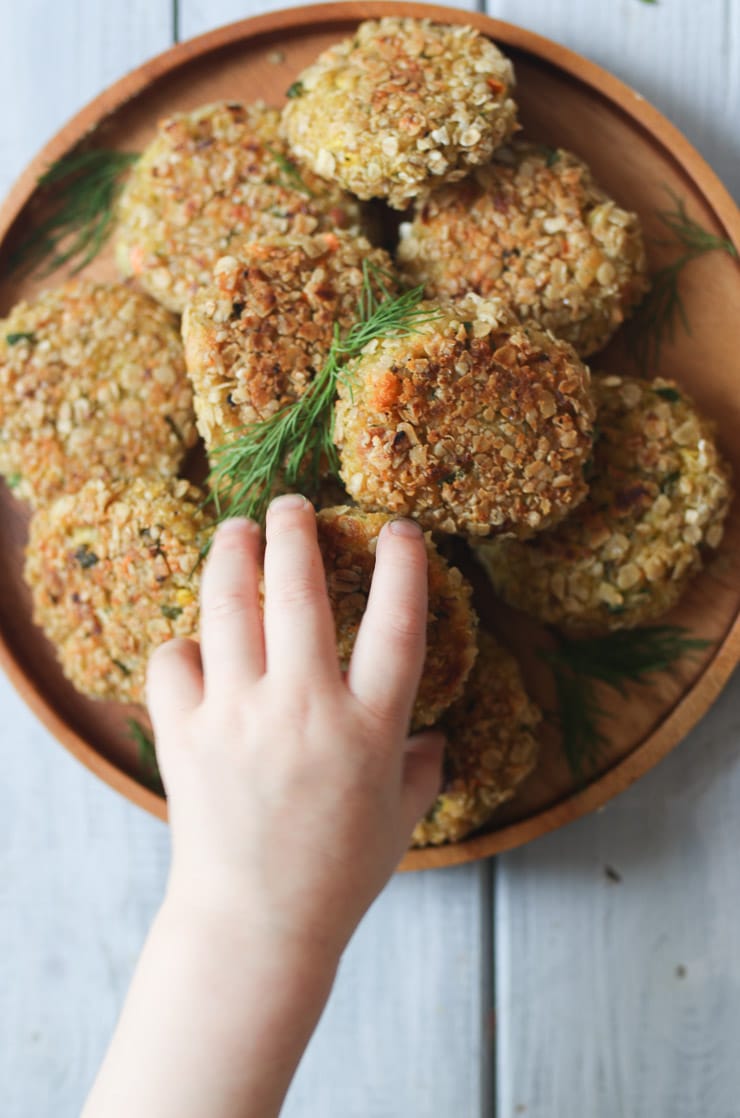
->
<box><xmin>485</xmin><ymin>0</ymin><xmax>740</xmax><ymax>191</ymax></box>
<box><xmin>179</xmin><ymin>0</ymin><xmax>480</xmax><ymax>40</ymax></box>
<box><xmin>0</xmin><ymin>2</ymin><xmax>173</xmax><ymax>198</ymax></box>
<box><xmin>0</xmin><ymin>5</ymin><xmax>493</xmax><ymax>1118</ymax></box>
<box><xmin>0</xmin><ymin>6</ymin><xmax>173</xmax><ymax>1117</ymax></box>
<box><xmin>496</xmin><ymin>669</ymin><xmax>740</xmax><ymax>1118</ymax></box>
<box><xmin>492</xmin><ymin>4</ymin><xmax>740</xmax><ymax>1113</ymax></box>
<box><xmin>0</xmin><ymin>676</ymin><xmax>171</xmax><ymax>1118</ymax></box>
<box><xmin>284</xmin><ymin>863</ymin><xmax>493</xmax><ymax>1118</ymax></box>
<box><xmin>174</xmin><ymin>4</ymin><xmax>493</xmax><ymax>1116</ymax></box>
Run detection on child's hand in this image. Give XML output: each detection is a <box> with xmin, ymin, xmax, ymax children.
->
<box><xmin>147</xmin><ymin>494</ymin><xmax>444</xmax><ymax>963</ymax></box>
<box><xmin>84</xmin><ymin>494</ymin><xmax>444</xmax><ymax>1118</ymax></box>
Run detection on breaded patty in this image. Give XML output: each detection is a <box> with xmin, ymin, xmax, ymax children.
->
<box><xmin>281</xmin><ymin>18</ymin><xmax>518</xmax><ymax>210</ymax></box>
<box><xmin>25</xmin><ymin>477</ymin><xmax>211</xmax><ymax>703</ymax></box>
<box><xmin>397</xmin><ymin>141</ymin><xmax>649</xmax><ymax>357</ymax></box>
<box><xmin>317</xmin><ymin>506</ymin><xmax>477</xmax><ymax>728</ymax></box>
<box><xmin>474</xmin><ymin>375</ymin><xmax>732</xmax><ymax>634</ymax></box>
<box><xmin>0</xmin><ymin>282</ymin><xmax>196</xmax><ymax>508</ymax></box>
<box><xmin>182</xmin><ymin>232</ymin><xmax>398</xmax><ymax>453</ymax></box>
<box><xmin>334</xmin><ymin>295</ymin><xmax>595</xmax><ymax>537</ymax></box>
<box><xmin>411</xmin><ymin>630</ymin><xmax>541</xmax><ymax>847</ymax></box>
<box><xmin>115</xmin><ymin>101</ymin><xmax>364</xmax><ymax>313</ymax></box>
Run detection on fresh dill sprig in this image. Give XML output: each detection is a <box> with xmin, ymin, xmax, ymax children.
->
<box><xmin>547</xmin><ymin>659</ymin><xmax>611</xmax><ymax>782</ymax></box>
<box><xmin>656</xmin><ymin>190</ymin><xmax>736</xmax><ymax>256</ymax></box>
<box><xmin>629</xmin><ymin>187</ymin><xmax>737</xmax><ymax>371</ymax></box>
<box><xmin>127</xmin><ymin>717</ymin><xmax>163</xmax><ymax>795</ymax></box>
<box><xmin>541</xmin><ymin>624</ymin><xmax>711</xmax><ymax>780</ymax></box>
<box><xmin>11</xmin><ymin>149</ymin><xmax>139</xmax><ymax>276</ymax></box>
<box><xmin>264</xmin><ymin>144</ymin><xmax>314</xmax><ymax>197</ymax></box>
<box><xmin>208</xmin><ymin>265</ymin><xmax>439</xmax><ymax>525</ymax></box>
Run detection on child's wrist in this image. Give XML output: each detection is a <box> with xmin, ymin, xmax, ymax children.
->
<box><xmin>158</xmin><ymin>885</ymin><xmax>341</xmax><ymax>993</ymax></box>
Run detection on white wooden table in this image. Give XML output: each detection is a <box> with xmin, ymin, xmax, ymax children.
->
<box><xmin>1</xmin><ymin>2</ymin><xmax>739</xmax><ymax>1115</ymax></box>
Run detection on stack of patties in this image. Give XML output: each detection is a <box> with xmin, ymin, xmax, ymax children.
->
<box><xmin>3</xmin><ymin>16</ymin><xmax>732</xmax><ymax>846</ymax></box>
<box><xmin>0</xmin><ymin>281</ymin><xmax>210</xmax><ymax>704</ymax></box>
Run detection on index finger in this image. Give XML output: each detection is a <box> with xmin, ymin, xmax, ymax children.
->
<box><xmin>199</xmin><ymin>518</ymin><xmax>265</xmax><ymax>698</ymax></box>
<box><xmin>347</xmin><ymin>519</ymin><xmax>428</xmax><ymax>734</ymax></box>
<box><xmin>262</xmin><ymin>495</ymin><xmax>340</xmax><ymax>687</ymax></box>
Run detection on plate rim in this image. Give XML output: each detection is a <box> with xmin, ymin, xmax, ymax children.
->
<box><xmin>1</xmin><ymin>0</ymin><xmax>738</xmax><ymax>870</ymax></box>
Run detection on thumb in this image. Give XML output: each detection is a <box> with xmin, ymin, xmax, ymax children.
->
<box><xmin>399</xmin><ymin>730</ymin><xmax>445</xmax><ymax>837</ymax></box>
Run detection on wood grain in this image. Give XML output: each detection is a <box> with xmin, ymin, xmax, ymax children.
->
<box><xmin>496</xmin><ymin>668</ymin><xmax>740</xmax><ymax>1118</ymax></box>
<box><xmin>495</xmin><ymin>3</ymin><xmax>740</xmax><ymax>1115</ymax></box>
<box><xmin>0</xmin><ymin>1</ymin><xmax>174</xmax><ymax>201</ymax></box>
<box><xmin>0</xmin><ymin>10</ymin><xmax>174</xmax><ymax>1117</ymax></box>
<box><xmin>1</xmin><ymin>3</ymin><xmax>739</xmax><ymax>872</ymax></box>
<box><xmin>486</xmin><ymin>0</ymin><xmax>740</xmax><ymax>195</ymax></box>
<box><xmin>2</xmin><ymin>4</ymin><xmax>740</xmax><ymax>1117</ymax></box>
<box><xmin>0</xmin><ymin>5</ymin><xmax>492</xmax><ymax>1118</ymax></box>
<box><xmin>180</xmin><ymin>0</ymin><xmax>477</xmax><ymax>41</ymax></box>
<box><xmin>0</xmin><ymin>673</ymin><xmax>171</xmax><ymax>1118</ymax></box>
<box><xmin>283</xmin><ymin>862</ymin><xmax>493</xmax><ymax>1118</ymax></box>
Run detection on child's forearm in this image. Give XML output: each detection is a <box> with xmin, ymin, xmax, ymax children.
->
<box><xmin>83</xmin><ymin>505</ymin><xmax>441</xmax><ymax>1116</ymax></box>
<box><xmin>82</xmin><ymin>893</ymin><xmax>338</xmax><ymax>1118</ymax></box>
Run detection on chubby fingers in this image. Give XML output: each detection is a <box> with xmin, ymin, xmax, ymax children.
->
<box><xmin>348</xmin><ymin>518</ymin><xmax>429</xmax><ymax>735</ymax></box>
<box><xmin>263</xmin><ymin>495</ymin><xmax>340</xmax><ymax>687</ymax></box>
<box><xmin>400</xmin><ymin>730</ymin><xmax>445</xmax><ymax>837</ymax></box>
<box><xmin>199</xmin><ymin>518</ymin><xmax>265</xmax><ymax>698</ymax></box>
<box><xmin>147</xmin><ymin>637</ymin><xmax>204</xmax><ymax>736</ymax></box>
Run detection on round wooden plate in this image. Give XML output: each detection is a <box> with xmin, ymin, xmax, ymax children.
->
<box><xmin>1</xmin><ymin>2</ymin><xmax>739</xmax><ymax>871</ymax></box>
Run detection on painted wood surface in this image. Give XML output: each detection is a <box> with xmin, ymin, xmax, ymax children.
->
<box><xmin>0</xmin><ymin>2</ymin><xmax>738</xmax><ymax>1117</ymax></box>
<box><xmin>492</xmin><ymin>2</ymin><xmax>740</xmax><ymax>1115</ymax></box>
<box><xmin>0</xmin><ymin>9</ymin><xmax>490</xmax><ymax>1118</ymax></box>
<box><xmin>177</xmin><ymin>0</ymin><xmax>477</xmax><ymax>40</ymax></box>
<box><xmin>496</xmin><ymin>669</ymin><xmax>740</xmax><ymax>1118</ymax></box>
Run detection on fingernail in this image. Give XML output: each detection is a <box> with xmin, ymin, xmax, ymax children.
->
<box><xmin>388</xmin><ymin>518</ymin><xmax>422</xmax><ymax>538</ymax></box>
<box><xmin>217</xmin><ymin>517</ymin><xmax>260</xmax><ymax>535</ymax></box>
<box><xmin>269</xmin><ymin>493</ymin><xmax>309</xmax><ymax>513</ymax></box>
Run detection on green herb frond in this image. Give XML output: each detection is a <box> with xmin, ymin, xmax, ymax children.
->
<box><xmin>208</xmin><ymin>266</ymin><xmax>438</xmax><ymax>526</ymax></box>
<box><xmin>629</xmin><ymin>187</ymin><xmax>737</xmax><ymax>372</ymax></box>
<box><xmin>542</xmin><ymin>624</ymin><xmax>710</xmax><ymax>780</ymax></box>
<box><xmin>656</xmin><ymin>188</ymin><xmax>736</xmax><ymax>258</ymax></box>
<box><xmin>11</xmin><ymin>149</ymin><xmax>138</xmax><ymax>276</ymax></box>
<box><xmin>127</xmin><ymin>718</ymin><xmax>163</xmax><ymax>794</ymax></box>
<box><xmin>547</xmin><ymin>661</ymin><xmax>611</xmax><ymax>782</ymax></box>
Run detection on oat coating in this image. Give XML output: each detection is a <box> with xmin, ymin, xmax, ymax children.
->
<box><xmin>397</xmin><ymin>141</ymin><xmax>649</xmax><ymax>357</ymax></box>
<box><xmin>0</xmin><ymin>282</ymin><xmax>196</xmax><ymax>508</ymax></box>
<box><xmin>317</xmin><ymin>506</ymin><xmax>477</xmax><ymax>729</ymax></box>
<box><xmin>115</xmin><ymin>101</ymin><xmax>364</xmax><ymax>313</ymax></box>
<box><xmin>334</xmin><ymin>295</ymin><xmax>595</xmax><ymax>537</ymax></box>
<box><xmin>474</xmin><ymin>375</ymin><xmax>733</xmax><ymax>634</ymax></box>
<box><xmin>281</xmin><ymin>18</ymin><xmax>518</xmax><ymax>210</ymax></box>
<box><xmin>411</xmin><ymin>630</ymin><xmax>541</xmax><ymax>847</ymax></box>
<box><xmin>182</xmin><ymin>232</ymin><xmax>398</xmax><ymax>453</ymax></box>
<box><xmin>25</xmin><ymin>477</ymin><xmax>211</xmax><ymax>703</ymax></box>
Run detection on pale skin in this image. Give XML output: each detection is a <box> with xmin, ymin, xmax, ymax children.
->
<box><xmin>83</xmin><ymin>493</ymin><xmax>444</xmax><ymax>1118</ymax></box>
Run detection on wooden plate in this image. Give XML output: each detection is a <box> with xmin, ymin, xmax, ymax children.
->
<box><xmin>1</xmin><ymin>2</ymin><xmax>739</xmax><ymax>871</ymax></box>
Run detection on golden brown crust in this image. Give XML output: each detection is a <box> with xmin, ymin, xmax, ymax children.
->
<box><xmin>334</xmin><ymin>297</ymin><xmax>595</xmax><ymax>537</ymax></box>
<box><xmin>317</xmin><ymin>506</ymin><xmax>478</xmax><ymax>728</ymax></box>
<box><xmin>281</xmin><ymin>18</ymin><xmax>518</xmax><ymax>209</ymax></box>
<box><xmin>115</xmin><ymin>101</ymin><xmax>365</xmax><ymax>313</ymax></box>
<box><xmin>25</xmin><ymin>477</ymin><xmax>211</xmax><ymax>702</ymax></box>
<box><xmin>474</xmin><ymin>374</ymin><xmax>733</xmax><ymax>634</ymax></box>
<box><xmin>182</xmin><ymin>233</ymin><xmax>397</xmax><ymax>453</ymax></box>
<box><xmin>397</xmin><ymin>141</ymin><xmax>649</xmax><ymax>357</ymax></box>
<box><xmin>411</xmin><ymin>630</ymin><xmax>541</xmax><ymax>846</ymax></box>
<box><xmin>0</xmin><ymin>281</ymin><xmax>196</xmax><ymax>508</ymax></box>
